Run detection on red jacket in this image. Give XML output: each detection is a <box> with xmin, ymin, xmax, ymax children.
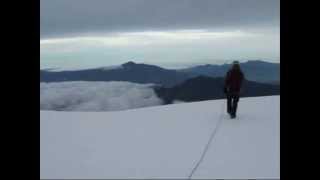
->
<box><xmin>225</xmin><ymin>68</ymin><xmax>244</xmax><ymax>93</ymax></box>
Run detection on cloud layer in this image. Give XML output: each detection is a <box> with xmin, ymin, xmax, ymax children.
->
<box><xmin>41</xmin><ymin>0</ymin><xmax>279</xmax><ymax>39</ymax></box>
<box><xmin>40</xmin><ymin>0</ymin><xmax>279</xmax><ymax>70</ymax></box>
<box><xmin>40</xmin><ymin>81</ymin><xmax>163</xmax><ymax>111</ymax></box>
<box><xmin>40</xmin><ymin>28</ymin><xmax>279</xmax><ymax>70</ymax></box>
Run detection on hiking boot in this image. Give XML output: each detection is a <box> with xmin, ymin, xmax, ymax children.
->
<box><xmin>230</xmin><ymin>113</ymin><xmax>236</xmax><ymax>119</ymax></box>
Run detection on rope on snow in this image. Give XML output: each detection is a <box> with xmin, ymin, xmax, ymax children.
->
<box><xmin>187</xmin><ymin>100</ymin><xmax>226</xmax><ymax>179</ymax></box>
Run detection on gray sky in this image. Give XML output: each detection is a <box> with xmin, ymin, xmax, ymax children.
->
<box><xmin>40</xmin><ymin>0</ymin><xmax>280</xmax><ymax>70</ymax></box>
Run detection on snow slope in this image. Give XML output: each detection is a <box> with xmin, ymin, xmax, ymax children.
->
<box><xmin>40</xmin><ymin>96</ymin><xmax>279</xmax><ymax>179</ymax></box>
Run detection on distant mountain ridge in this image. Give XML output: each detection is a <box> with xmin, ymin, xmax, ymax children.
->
<box><xmin>41</xmin><ymin>60</ymin><xmax>280</xmax><ymax>87</ymax></box>
<box><xmin>179</xmin><ymin>60</ymin><xmax>279</xmax><ymax>83</ymax></box>
<box><xmin>154</xmin><ymin>76</ymin><xmax>280</xmax><ymax>104</ymax></box>
<box><xmin>41</xmin><ymin>61</ymin><xmax>196</xmax><ymax>87</ymax></box>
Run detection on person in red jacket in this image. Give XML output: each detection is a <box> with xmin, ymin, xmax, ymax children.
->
<box><xmin>224</xmin><ymin>61</ymin><xmax>245</xmax><ymax>118</ymax></box>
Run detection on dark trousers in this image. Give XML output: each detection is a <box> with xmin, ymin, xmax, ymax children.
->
<box><xmin>227</xmin><ymin>93</ymin><xmax>240</xmax><ymax>116</ymax></box>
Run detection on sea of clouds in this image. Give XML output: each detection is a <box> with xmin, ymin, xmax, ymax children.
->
<box><xmin>40</xmin><ymin>81</ymin><xmax>164</xmax><ymax>111</ymax></box>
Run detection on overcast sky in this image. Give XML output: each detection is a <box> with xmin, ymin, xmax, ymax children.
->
<box><xmin>40</xmin><ymin>0</ymin><xmax>280</xmax><ymax>70</ymax></box>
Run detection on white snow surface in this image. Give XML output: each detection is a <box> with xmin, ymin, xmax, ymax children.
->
<box><xmin>40</xmin><ymin>96</ymin><xmax>279</xmax><ymax>179</ymax></box>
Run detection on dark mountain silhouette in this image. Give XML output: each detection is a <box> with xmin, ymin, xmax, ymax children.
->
<box><xmin>154</xmin><ymin>76</ymin><xmax>280</xmax><ymax>104</ymax></box>
<box><xmin>40</xmin><ymin>61</ymin><xmax>196</xmax><ymax>87</ymax></box>
<box><xmin>41</xmin><ymin>60</ymin><xmax>279</xmax><ymax>88</ymax></box>
<box><xmin>180</xmin><ymin>60</ymin><xmax>279</xmax><ymax>84</ymax></box>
